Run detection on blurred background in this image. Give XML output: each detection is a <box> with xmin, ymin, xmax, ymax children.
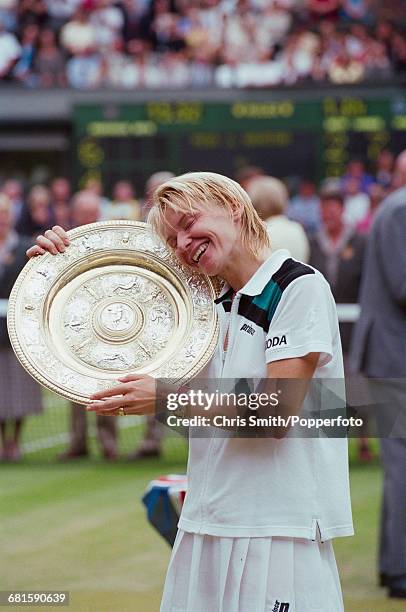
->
<box><xmin>0</xmin><ymin>0</ymin><xmax>406</xmax><ymax>610</ymax></box>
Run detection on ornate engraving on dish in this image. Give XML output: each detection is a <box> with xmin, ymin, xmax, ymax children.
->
<box><xmin>7</xmin><ymin>221</ymin><xmax>220</xmax><ymax>403</ymax></box>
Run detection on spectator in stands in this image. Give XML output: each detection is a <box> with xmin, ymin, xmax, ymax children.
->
<box><xmin>60</xmin><ymin>6</ymin><xmax>96</xmax><ymax>55</ymax></box>
<box><xmin>343</xmin><ymin>176</ymin><xmax>371</xmax><ymax>227</ymax></box>
<box><xmin>34</xmin><ymin>28</ymin><xmax>65</xmax><ymax>87</ymax></box>
<box><xmin>44</xmin><ymin>0</ymin><xmax>80</xmax><ymax>32</ymax></box>
<box><xmin>340</xmin><ymin>0</ymin><xmax>371</xmax><ymax>22</ymax></box>
<box><xmin>235</xmin><ymin>165</ymin><xmax>265</xmax><ymax>192</ymax></box>
<box><xmin>288</xmin><ymin>178</ymin><xmax>321</xmax><ymax>235</ymax></box>
<box><xmin>50</xmin><ymin>177</ymin><xmax>71</xmax><ymax>228</ymax></box>
<box><xmin>0</xmin><ymin>16</ymin><xmax>21</xmax><ymax>79</ymax></box>
<box><xmin>0</xmin><ymin>0</ymin><xmax>17</xmax><ymax>32</ymax></box>
<box><xmin>343</xmin><ymin>159</ymin><xmax>374</xmax><ymax>193</ymax></box>
<box><xmin>357</xmin><ymin>182</ymin><xmax>384</xmax><ymax>234</ymax></box>
<box><xmin>66</xmin><ymin>47</ymin><xmax>103</xmax><ymax>89</ymax></box>
<box><xmin>0</xmin><ymin>0</ymin><xmax>405</xmax><ymax>88</ymax></box>
<box><xmin>84</xmin><ymin>177</ymin><xmax>111</xmax><ymax>218</ymax></box>
<box><xmin>17</xmin><ymin>0</ymin><xmax>48</xmax><ymax>31</ymax></box>
<box><xmin>327</xmin><ymin>47</ymin><xmax>365</xmax><ymax>84</ymax></box>
<box><xmin>105</xmin><ymin>180</ymin><xmax>141</xmax><ymax>221</ymax></box>
<box><xmin>16</xmin><ymin>184</ymin><xmax>51</xmax><ymax>237</ymax></box>
<box><xmin>1</xmin><ymin>178</ymin><xmax>24</xmax><ymax>228</ymax></box>
<box><xmin>375</xmin><ymin>149</ymin><xmax>394</xmax><ymax>190</ymax></box>
<box><xmin>90</xmin><ymin>0</ymin><xmax>124</xmax><ymax>51</ymax></box>
<box><xmin>0</xmin><ymin>194</ymin><xmax>43</xmax><ymax>462</ymax></box>
<box><xmin>247</xmin><ymin>175</ymin><xmax>310</xmax><ymax>262</ymax></box>
<box><xmin>309</xmin><ymin>188</ymin><xmax>366</xmax><ymax>353</ymax></box>
<box><xmin>13</xmin><ymin>22</ymin><xmax>38</xmax><ymax>85</ymax></box>
<box><xmin>58</xmin><ymin>190</ymin><xmax>118</xmax><ymax>461</ymax></box>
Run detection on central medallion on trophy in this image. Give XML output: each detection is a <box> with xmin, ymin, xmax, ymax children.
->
<box><xmin>93</xmin><ymin>298</ymin><xmax>144</xmax><ymax>342</ymax></box>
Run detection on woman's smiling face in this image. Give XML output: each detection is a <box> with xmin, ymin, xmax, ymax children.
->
<box><xmin>162</xmin><ymin>202</ymin><xmax>241</xmax><ymax>277</ymax></box>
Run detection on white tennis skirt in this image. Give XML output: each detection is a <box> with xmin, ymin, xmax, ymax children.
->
<box><xmin>160</xmin><ymin>530</ymin><xmax>344</xmax><ymax>612</ymax></box>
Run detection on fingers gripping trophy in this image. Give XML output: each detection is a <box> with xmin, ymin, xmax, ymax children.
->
<box><xmin>10</xmin><ymin>173</ymin><xmax>353</xmax><ymax>612</ymax></box>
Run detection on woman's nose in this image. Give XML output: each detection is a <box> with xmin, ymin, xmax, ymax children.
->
<box><xmin>176</xmin><ymin>231</ymin><xmax>191</xmax><ymax>253</ymax></box>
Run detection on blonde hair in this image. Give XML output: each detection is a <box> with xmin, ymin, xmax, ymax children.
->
<box><xmin>147</xmin><ymin>171</ymin><xmax>270</xmax><ymax>257</ymax></box>
<box><xmin>247</xmin><ymin>176</ymin><xmax>288</xmax><ymax>220</ymax></box>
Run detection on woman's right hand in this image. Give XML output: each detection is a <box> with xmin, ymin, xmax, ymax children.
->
<box><xmin>26</xmin><ymin>225</ymin><xmax>70</xmax><ymax>258</ymax></box>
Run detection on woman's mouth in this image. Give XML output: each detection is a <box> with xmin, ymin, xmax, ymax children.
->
<box><xmin>192</xmin><ymin>242</ymin><xmax>209</xmax><ymax>264</ymax></box>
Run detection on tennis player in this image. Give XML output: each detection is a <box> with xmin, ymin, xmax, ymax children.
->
<box><xmin>28</xmin><ymin>172</ymin><xmax>353</xmax><ymax>612</ymax></box>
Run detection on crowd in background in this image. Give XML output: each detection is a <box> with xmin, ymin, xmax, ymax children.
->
<box><xmin>0</xmin><ymin>0</ymin><xmax>405</xmax><ymax>89</ymax></box>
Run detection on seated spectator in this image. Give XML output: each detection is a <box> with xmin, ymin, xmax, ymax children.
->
<box><xmin>16</xmin><ymin>184</ymin><xmax>51</xmax><ymax>237</ymax></box>
<box><xmin>0</xmin><ymin>0</ymin><xmax>17</xmax><ymax>32</ymax></box>
<box><xmin>90</xmin><ymin>0</ymin><xmax>124</xmax><ymax>50</ymax></box>
<box><xmin>105</xmin><ymin>180</ymin><xmax>141</xmax><ymax>221</ymax></box>
<box><xmin>44</xmin><ymin>0</ymin><xmax>80</xmax><ymax>32</ymax></box>
<box><xmin>288</xmin><ymin>179</ymin><xmax>321</xmax><ymax>235</ymax></box>
<box><xmin>343</xmin><ymin>177</ymin><xmax>370</xmax><ymax>227</ymax></box>
<box><xmin>328</xmin><ymin>48</ymin><xmax>365</xmax><ymax>84</ymax></box>
<box><xmin>60</xmin><ymin>6</ymin><xmax>96</xmax><ymax>55</ymax></box>
<box><xmin>0</xmin><ymin>17</ymin><xmax>21</xmax><ymax>79</ymax></box>
<box><xmin>340</xmin><ymin>0</ymin><xmax>371</xmax><ymax>22</ymax></box>
<box><xmin>13</xmin><ymin>22</ymin><xmax>38</xmax><ymax>85</ymax></box>
<box><xmin>34</xmin><ymin>28</ymin><xmax>65</xmax><ymax>87</ymax></box>
<box><xmin>17</xmin><ymin>0</ymin><xmax>48</xmax><ymax>30</ymax></box>
<box><xmin>247</xmin><ymin>175</ymin><xmax>310</xmax><ymax>262</ymax></box>
<box><xmin>66</xmin><ymin>48</ymin><xmax>102</xmax><ymax>89</ymax></box>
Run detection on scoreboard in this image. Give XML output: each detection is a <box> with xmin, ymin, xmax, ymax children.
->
<box><xmin>74</xmin><ymin>93</ymin><xmax>406</xmax><ymax>193</ymax></box>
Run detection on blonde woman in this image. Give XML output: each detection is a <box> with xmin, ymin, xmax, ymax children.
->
<box><xmin>28</xmin><ymin>172</ymin><xmax>353</xmax><ymax>611</ymax></box>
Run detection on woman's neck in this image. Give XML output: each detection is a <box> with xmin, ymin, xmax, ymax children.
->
<box><xmin>221</xmin><ymin>246</ymin><xmax>273</xmax><ymax>292</ymax></box>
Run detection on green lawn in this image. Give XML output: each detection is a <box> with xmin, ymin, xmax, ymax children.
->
<box><xmin>0</xmin><ymin>458</ymin><xmax>404</xmax><ymax>612</ymax></box>
<box><xmin>0</xmin><ymin>395</ymin><xmax>404</xmax><ymax>611</ymax></box>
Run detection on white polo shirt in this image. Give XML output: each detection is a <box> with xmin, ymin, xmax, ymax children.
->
<box><xmin>178</xmin><ymin>249</ymin><xmax>354</xmax><ymax>541</ymax></box>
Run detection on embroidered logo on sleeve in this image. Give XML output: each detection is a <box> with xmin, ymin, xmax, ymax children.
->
<box><xmin>266</xmin><ymin>335</ymin><xmax>288</xmax><ymax>349</ymax></box>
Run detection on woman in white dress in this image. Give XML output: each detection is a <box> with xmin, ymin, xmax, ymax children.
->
<box><xmin>28</xmin><ymin>172</ymin><xmax>353</xmax><ymax>612</ymax></box>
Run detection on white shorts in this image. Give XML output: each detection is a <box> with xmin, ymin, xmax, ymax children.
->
<box><xmin>160</xmin><ymin>530</ymin><xmax>344</xmax><ymax>612</ymax></box>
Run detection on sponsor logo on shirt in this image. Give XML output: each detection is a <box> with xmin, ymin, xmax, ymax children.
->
<box><xmin>240</xmin><ymin>323</ymin><xmax>255</xmax><ymax>335</ymax></box>
<box><xmin>266</xmin><ymin>335</ymin><xmax>287</xmax><ymax>349</ymax></box>
<box><xmin>271</xmin><ymin>600</ymin><xmax>290</xmax><ymax>612</ymax></box>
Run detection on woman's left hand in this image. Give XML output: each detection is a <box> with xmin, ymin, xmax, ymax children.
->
<box><xmin>86</xmin><ymin>373</ymin><xmax>156</xmax><ymax>416</ymax></box>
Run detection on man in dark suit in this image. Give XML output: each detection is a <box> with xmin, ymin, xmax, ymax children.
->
<box><xmin>350</xmin><ymin>150</ymin><xmax>406</xmax><ymax>599</ymax></box>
